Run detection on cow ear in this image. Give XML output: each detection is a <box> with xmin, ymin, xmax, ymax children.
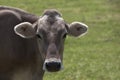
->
<box><xmin>68</xmin><ymin>22</ymin><xmax>88</xmax><ymax>37</ymax></box>
<box><xmin>14</xmin><ymin>22</ymin><xmax>36</xmax><ymax>38</ymax></box>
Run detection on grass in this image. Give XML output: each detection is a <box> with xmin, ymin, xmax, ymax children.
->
<box><xmin>0</xmin><ymin>0</ymin><xmax>120</xmax><ymax>80</ymax></box>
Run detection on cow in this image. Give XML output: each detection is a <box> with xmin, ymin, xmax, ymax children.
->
<box><xmin>0</xmin><ymin>6</ymin><xmax>88</xmax><ymax>80</ymax></box>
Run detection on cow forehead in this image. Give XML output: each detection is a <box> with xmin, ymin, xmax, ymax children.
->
<box><xmin>37</xmin><ymin>15</ymin><xmax>66</xmax><ymax>32</ymax></box>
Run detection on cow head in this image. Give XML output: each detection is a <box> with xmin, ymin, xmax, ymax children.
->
<box><xmin>14</xmin><ymin>9</ymin><xmax>88</xmax><ymax>72</ymax></box>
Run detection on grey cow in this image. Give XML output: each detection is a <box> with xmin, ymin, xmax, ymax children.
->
<box><xmin>0</xmin><ymin>6</ymin><xmax>88</xmax><ymax>80</ymax></box>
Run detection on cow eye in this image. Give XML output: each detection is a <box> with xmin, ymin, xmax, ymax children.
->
<box><xmin>62</xmin><ymin>33</ymin><xmax>67</xmax><ymax>39</ymax></box>
<box><xmin>36</xmin><ymin>34</ymin><xmax>42</xmax><ymax>39</ymax></box>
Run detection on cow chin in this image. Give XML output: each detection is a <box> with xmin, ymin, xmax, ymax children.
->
<box><xmin>43</xmin><ymin>58</ymin><xmax>63</xmax><ymax>72</ymax></box>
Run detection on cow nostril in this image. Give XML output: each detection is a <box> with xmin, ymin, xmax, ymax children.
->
<box><xmin>45</xmin><ymin>62</ymin><xmax>61</xmax><ymax>72</ymax></box>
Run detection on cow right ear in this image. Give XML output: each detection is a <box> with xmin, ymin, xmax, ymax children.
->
<box><xmin>14</xmin><ymin>22</ymin><xmax>36</xmax><ymax>38</ymax></box>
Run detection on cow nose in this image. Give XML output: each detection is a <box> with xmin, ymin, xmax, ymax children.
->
<box><xmin>43</xmin><ymin>58</ymin><xmax>63</xmax><ymax>72</ymax></box>
<box><xmin>45</xmin><ymin>61</ymin><xmax>61</xmax><ymax>72</ymax></box>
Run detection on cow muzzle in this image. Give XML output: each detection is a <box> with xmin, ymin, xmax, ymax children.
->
<box><xmin>43</xmin><ymin>58</ymin><xmax>63</xmax><ymax>72</ymax></box>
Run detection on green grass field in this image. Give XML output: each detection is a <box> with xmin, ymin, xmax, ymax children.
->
<box><xmin>0</xmin><ymin>0</ymin><xmax>120</xmax><ymax>80</ymax></box>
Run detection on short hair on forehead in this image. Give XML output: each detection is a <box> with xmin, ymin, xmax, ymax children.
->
<box><xmin>52</xmin><ymin>23</ymin><xmax>67</xmax><ymax>35</ymax></box>
<box><xmin>37</xmin><ymin>22</ymin><xmax>67</xmax><ymax>35</ymax></box>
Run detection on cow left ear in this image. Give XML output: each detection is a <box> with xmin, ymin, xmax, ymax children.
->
<box><xmin>68</xmin><ymin>22</ymin><xmax>88</xmax><ymax>37</ymax></box>
<box><xmin>14</xmin><ymin>22</ymin><xmax>36</xmax><ymax>38</ymax></box>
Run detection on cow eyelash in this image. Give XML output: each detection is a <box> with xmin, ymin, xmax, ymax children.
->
<box><xmin>63</xmin><ymin>33</ymin><xmax>67</xmax><ymax>39</ymax></box>
<box><xmin>36</xmin><ymin>34</ymin><xmax>42</xmax><ymax>39</ymax></box>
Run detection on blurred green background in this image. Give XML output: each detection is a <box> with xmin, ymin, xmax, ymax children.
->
<box><xmin>0</xmin><ymin>0</ymin><xmax>120</xmax><ymax>80</ymax></box>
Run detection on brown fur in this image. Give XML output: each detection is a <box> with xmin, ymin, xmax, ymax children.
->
<box><xmin>0</xmin><ymin>6</ymin><xmax>88</xmax><ymax>80</ymax></box>
<box><xmin>0</xmin><ymin>6</ymin><xmax>43</xmax><ymax>80</ymax></box>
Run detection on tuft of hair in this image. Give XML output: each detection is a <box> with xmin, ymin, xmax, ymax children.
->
<box><xmin>42</xmin><ymin>9</ymin><xmax>62</xmax><ymax>25</ymax></box>
<box><xmin>43</xmin><ymin>9</ymin><xmax>62</xmax><ymax>17</ymax></box>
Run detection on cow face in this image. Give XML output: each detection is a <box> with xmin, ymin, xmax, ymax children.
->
<box><xmin>14</xmin><ymin>9</ymin><xmax>88</xmax><ymax>72</ymax></box>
